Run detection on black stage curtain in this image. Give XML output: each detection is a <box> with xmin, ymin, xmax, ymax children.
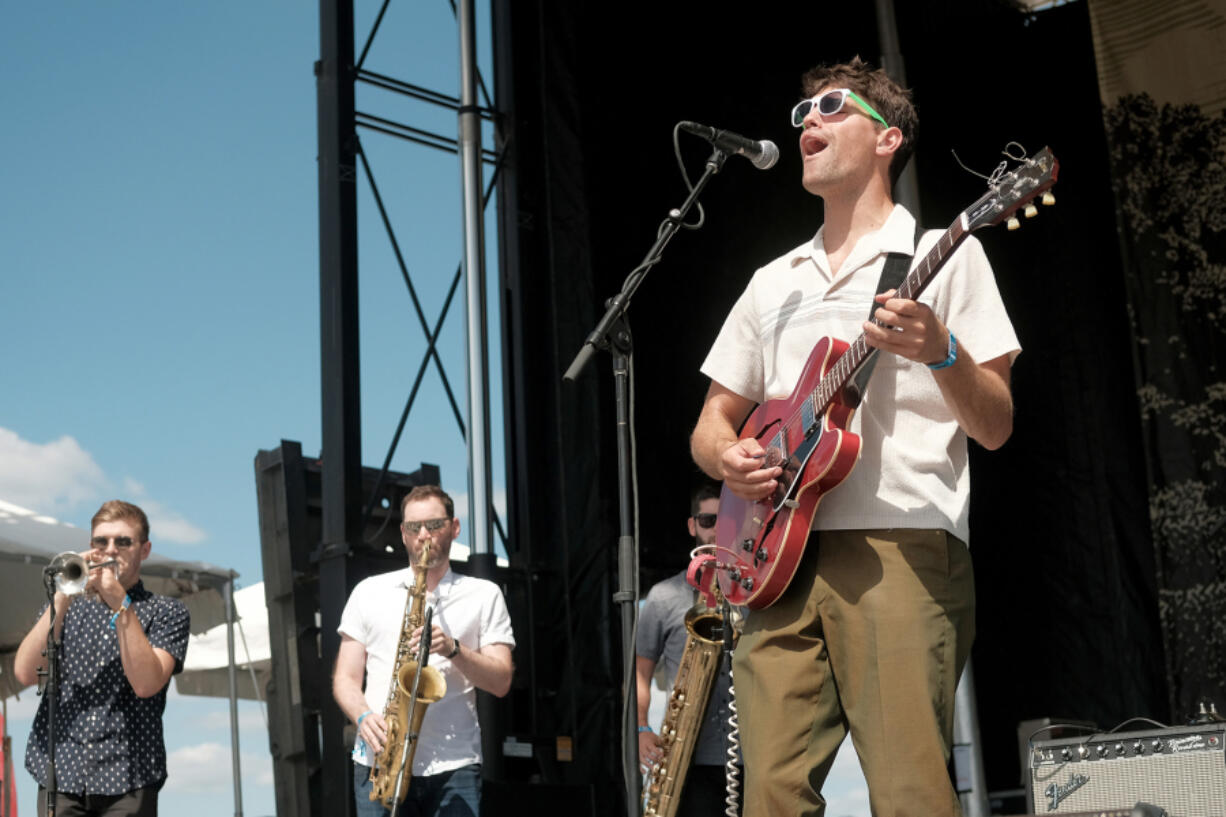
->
<box><xmin>498</xmin><ymin>0</ymin><xmax>1170</xmax><ymax>804</ymax></box>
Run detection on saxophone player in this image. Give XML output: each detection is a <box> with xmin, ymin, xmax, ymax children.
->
<box><xmin>636</xmin><ymin>482</ymin><xmax>741</xmax><ymax>817</ymax></box>
<box><xmin>333</xmin><ymin>484</ymin><xmax>515</xmax><ymax>817</ymax></box>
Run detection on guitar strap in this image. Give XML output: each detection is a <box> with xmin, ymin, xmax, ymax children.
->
<box><xmin>844</xmin><ymin>223</ymin><xmax>925</xmax><ymax>407</ymax></box>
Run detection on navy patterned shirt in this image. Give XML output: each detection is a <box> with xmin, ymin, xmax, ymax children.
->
<box><xmin>25</xmin><ymin>581</ymin><xmax>191</xmax><ymax>795</ymax></box>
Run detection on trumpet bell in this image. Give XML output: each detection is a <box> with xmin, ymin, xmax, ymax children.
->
<box><xmin>49</xmin><ymin>552</ymin><xmax>118</xmax><ymax>596</ymax></box>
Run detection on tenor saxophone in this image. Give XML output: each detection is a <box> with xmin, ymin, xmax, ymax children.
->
<box><xmin>643</xmin><ymin>598</ymin><xmax>739</xmax><ymax>817</ymax></box>
<box><xmin>368</xmin><ymin>547</ymin><xmax>448</xmax><ymax>808</ymax></box>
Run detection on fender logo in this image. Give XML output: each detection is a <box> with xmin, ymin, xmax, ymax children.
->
<box><xmin>1045</xmin><ymin>772</ymin><xmax>1088</xmax><ymax>810</ymax></box>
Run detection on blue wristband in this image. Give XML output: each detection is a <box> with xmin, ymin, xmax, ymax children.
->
<box><xmin>637</xmin><ymin>725</ymin><xmax>653</xmax><ymax>734</ymax></box>
<box><xmin>357</xmin><ymin>709</ymin><xmax>375</xmax><ymax>727</ymax></box>
<box><xmin>928</xmin><ymin>331</ymin><xmax>957</xmax><ymax>370</ymax></box>
<box><xmin>108</xmin><ymin>594</ymin><xmax>131</xmax><ymax>630</ymax></box>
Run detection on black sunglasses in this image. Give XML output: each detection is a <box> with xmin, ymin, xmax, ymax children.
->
<box><xmin>403</xmin><ymin>518</ymin><xmax>451</xmax><ymax>533</ymax></box>
<box><xmin>91</xmin><ymin>535</ymin><xmax>138</xmax><ymax>549</ymax></box>
<box><xmin>692</xmin><ymin>513</ymin><xmax>717</xmax><ymax>529</ymax></box>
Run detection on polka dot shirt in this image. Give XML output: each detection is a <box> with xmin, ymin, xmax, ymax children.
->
<box><xmin>24</xmin><ymin>581</ymin><xmax>191</xmax><ymax>795</ymax></box>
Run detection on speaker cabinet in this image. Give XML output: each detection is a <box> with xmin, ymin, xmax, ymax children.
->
<box><xmin>1028</xmin><ymin>723</ymin><xmax>1225</xmax><ymax>815</ymax></box>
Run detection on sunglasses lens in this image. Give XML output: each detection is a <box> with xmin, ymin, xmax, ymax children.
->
<box><xmin>695</xmin><ymin>513</ymin><xmax>717</xmax><ymax>528</ymax></box>
<box><xmin>818</xmin><ymin>90</ymin><xmax>846</xmax><ymax>115</ymax></box>
<box><xmin>791</xmin><ymin>100</ymin><xmax>812</xmax><ymax>127</ymax></box>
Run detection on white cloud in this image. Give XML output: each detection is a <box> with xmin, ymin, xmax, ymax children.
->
<box><xmin>824</xmin><ymin>741</ymin><xmax>871</xmax><ymax>817</ymax></box>
<box><xmin>164</xmin><ymin>742</ymin><xmax>273</xmax><ymax>793</ymax></box>
<box><xmin>0</xmin><ymin>427</ymin><xmax>108</xmax><ymax>513</ymax></box>
<box><xmin>121</xmin><ymin>477</ymin><xmax>207</xmax><ymax>545</ymax></box>
<box><xmin>0</xmin><ymin>428</ymin><xmax>206</xmax><ymax>544</ymax></box>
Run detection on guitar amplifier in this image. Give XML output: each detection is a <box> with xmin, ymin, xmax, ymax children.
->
<box><xmin>1027</xmin><ymin>723</ymin><xmax>1226</xmax><ymax>816</ymax></box>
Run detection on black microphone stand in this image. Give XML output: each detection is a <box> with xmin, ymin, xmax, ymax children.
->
<box><xmin>563</xmin><ymin>147</ymin><xmax>730</xmax><ymax>817</ymax></box>
<box><xmin>37</xmin><ymin>570</ymin><xmax>63</xmax><ymax>817</ymax></box>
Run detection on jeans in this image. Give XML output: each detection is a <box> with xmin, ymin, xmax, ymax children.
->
<box><xmin>353</xmin><ymin>762</ymin><xmax>481</xmax><ymax>817</ymax></box>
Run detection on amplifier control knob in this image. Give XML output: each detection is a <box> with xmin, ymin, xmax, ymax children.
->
<box><xmin>1060</xmin><ymin>748</ymin><xmax>1071</xmax><ymax>761</ymax></box>
<box><xmin>1096</xmin><ymin>745</ymin><xmax>1108</xmax><ymax>758</ymax></box>
<box><xmin>1134</xmin><ymin>740</ymin><xmax>1144</xmax><ymax>754</ymax></box>
<box><xmin>1151</xmin><ymin>739</ymin><xmax>1162</xmax><ymax>752</ymax></box>
<box><xmin>1077</xmin><ymin>745</ymin><xmax>1089</xmax><ymax>759</ymax></box>
<box><xmin>1114</xmin><ymin>743</ymin><xmax>1125</xmax><ymax>755</ymax></box>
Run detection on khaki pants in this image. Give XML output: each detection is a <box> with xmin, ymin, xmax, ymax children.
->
<box><xmin>732</xmin><ymin>529</ymin><xmax>975</xmax><ymax>817</ymax></box>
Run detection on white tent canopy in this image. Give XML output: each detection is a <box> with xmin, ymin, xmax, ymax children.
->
<box><xmin>177</xmin><ymin>582</ymin><xmax>270</xmax><ymax>700</ymax></box>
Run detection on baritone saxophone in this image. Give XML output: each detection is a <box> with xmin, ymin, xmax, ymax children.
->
<box><xmin>643</xmin><ymin>594</ymin><xmax>740</xmax><ymax>817</ymax></box>
<box><xmin>368</xmin><ymin>547</ymin><xmax>448</xmax><ymax>808</ymax></box>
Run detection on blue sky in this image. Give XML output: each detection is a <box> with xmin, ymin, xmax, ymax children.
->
<box><xmin>0</xmin><ymin>3</ymin><xmax>869</xmax><ymax>815</ymax></box>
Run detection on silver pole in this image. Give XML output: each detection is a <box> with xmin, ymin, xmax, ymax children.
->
<box><xmin>225</xmin><ymin>577</ymin><xmax>244</xmax><ymax>816</ymax></box>
<box><xmin>954</xmin><ymin>659</ymin><xmax>990</xmax><ymax>817</ymax></box>
<box><xmin>458</xmin><ymin>0</ymin><xmax>493</xmax><ymax>555</ymax></box>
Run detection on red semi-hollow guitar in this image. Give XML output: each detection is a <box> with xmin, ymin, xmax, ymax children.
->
<box><xmin>710</xmin><ymin>147</ymin><xmax>1059</xmax><ymax>609</ymax></box>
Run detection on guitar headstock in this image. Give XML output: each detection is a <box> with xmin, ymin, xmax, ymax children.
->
<box><xmin>963</xmin><ymin>146</ymin><xmax>1059</xmax><ymax>232</ymax></box>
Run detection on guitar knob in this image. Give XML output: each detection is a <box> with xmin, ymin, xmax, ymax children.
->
<box><xmin>740</xmin><ymin>539</ymin><xmax>754</xmax><ymax>551</ymax></box>
<box><xmin>756</xmin><ymin>546</ymin><xmax>769</xmax><ymax>563</ymax></box>
<box><xmin>1006</xmin><ymin>216</ymin><xmax>1021</xmax><ymax>231</ymax></box>
<box><xmin>1042</xmin><ymin>191</ymin><xmax>1055</xmax><ymax>206</ymax></box>
<box><xmin>1024</xmin><ymin>203</ymin><xmax>1038</xmax><ymax>218</ymax></box>
<box><xmin>740</xmin><ymin>576</ymin><xmax>754</xmax><ymax>591</ymax></box>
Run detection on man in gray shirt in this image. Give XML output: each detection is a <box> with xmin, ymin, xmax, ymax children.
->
<box><xmin>636</xmin><ymin>482</ymin><xmax>740</xmax><ymax>816</ymax></box>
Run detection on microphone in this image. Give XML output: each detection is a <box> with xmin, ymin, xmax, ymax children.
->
<box><xmin>679</xmin><ymin>121</ymin><xmax>779</xmax><ymax>170</ymax></box>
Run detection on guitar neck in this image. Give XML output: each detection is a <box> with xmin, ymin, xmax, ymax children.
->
<box><xmin>812</xmin><ymin>214</ymin><xmax>971</xmax><ymax>412</ymax></box>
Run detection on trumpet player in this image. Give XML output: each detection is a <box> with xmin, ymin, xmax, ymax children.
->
<box><xmin>636</xmin><ymin>482</ymin><xmax>741</xmax><ymax>817</ymax></box>
<box><xmin>14</xmin><ymin>499</ymin><xmax>191</xmax><ymax>817</ymax></box>
<box><xmin>333</xmin><ymin>484</ymin><xmax>515</xmax><ymax>817</ymax></box>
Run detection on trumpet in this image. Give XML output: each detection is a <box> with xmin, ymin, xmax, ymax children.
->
<box><xmin>46</xmin><ymin>552</ymin><xmax>119</xmax><ymax>596</ymax></box>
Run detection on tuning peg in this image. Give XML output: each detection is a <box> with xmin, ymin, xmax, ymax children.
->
<box><xmin>1042</xmin><ymin>191</ymin><xmax>1055</xmax><ymax>206</ymax></box>
<box><xmin>1006</xmin><ymin>216</ymin><xmax>1021</xmax><ymax>231</ymax></box>
<box><xmin>1024</xmin><ymin>203</ymin><xmax>1038</xmax><ymax>218</ymax></box>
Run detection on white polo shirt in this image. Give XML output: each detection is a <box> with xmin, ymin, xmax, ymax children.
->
<box><xmin>701</xmin><ymin>204</ymin><xmax>1020</xmax><ymax>542</ymax></box>
<box><xmin>339</xmin><ymin>565</ymin><xmax>515</xmax><ymax>775</ymax></box>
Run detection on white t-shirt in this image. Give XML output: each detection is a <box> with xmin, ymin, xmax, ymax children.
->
<box><xmin>701</xmin><ymin>204</ymin><xmax>1021</xmax><ymax>542</ymax></box>
<box><xmin>338</xmin><ymin>566</ymin><xmax>516</xmax><ymax>775</ymax></box>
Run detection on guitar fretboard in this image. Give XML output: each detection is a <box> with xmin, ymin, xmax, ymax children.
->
<box><xmin>809</xmin><ymin>215</ymin><xmax>971</xmax><ymax>416</ymax></box>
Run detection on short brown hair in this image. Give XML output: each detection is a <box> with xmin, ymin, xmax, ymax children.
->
<box><xmin>801</xmin><ymin>56</ymin><xmax>918</xmax><ymax>188</ymax></box>
<box><xmin>91</xmin><ymin>499</ymin><xmax>150</xmax><ymax>543</ymax></box>
<box><xmin>690</xmin><ymin>481</ymin><xmax>721</xmax><ymax>515</ymax></box>
<box><xmin>401</xmin><ymin>484</ymin><xmax>455</xmax><ymax>520</ymax></box>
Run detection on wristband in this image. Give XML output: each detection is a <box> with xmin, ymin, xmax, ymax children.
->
<box><xmin>357</xmin><ymin>709</ymin><xmax>374</xmax><ymax>727</ymax></box>
<box><xmin>447</xmin><ymin>637</ymin><xmax>461</xmax><ymax>659</ymax></box>
<box><xmin>108</xmin><ymin>594</ymin><xmax>131</xmax><ymax>630</ymax></box>
<box><xmin>637</xmin><ymin>725</ymin><xmax>653</xmax><ymax>734</ymax></box>
<box><xmin>928</xmin><ymin>331</ymin><xmax>957</xmax><ymax>370</ymax></box>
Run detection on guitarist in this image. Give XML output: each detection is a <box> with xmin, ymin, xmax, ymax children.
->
<box><xmin>690</xmin><ymin>57</ymin><xmax>1019</xmax><ymax>817</ymax></box>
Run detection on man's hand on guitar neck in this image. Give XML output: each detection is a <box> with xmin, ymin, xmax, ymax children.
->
<box><xmin>862</xmin><ymin>289</ymin><xmax>949</xmax><ymax>366</ymax></box>
<box><xmin>864</xmin><ymin>289</ymin><xmax>1014</xmax><ymax>450</ymax></box>
<box><xmin>691</xmin><ymin>381</ymin><xmax>783</xmax><ymax>500</ymax></box>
